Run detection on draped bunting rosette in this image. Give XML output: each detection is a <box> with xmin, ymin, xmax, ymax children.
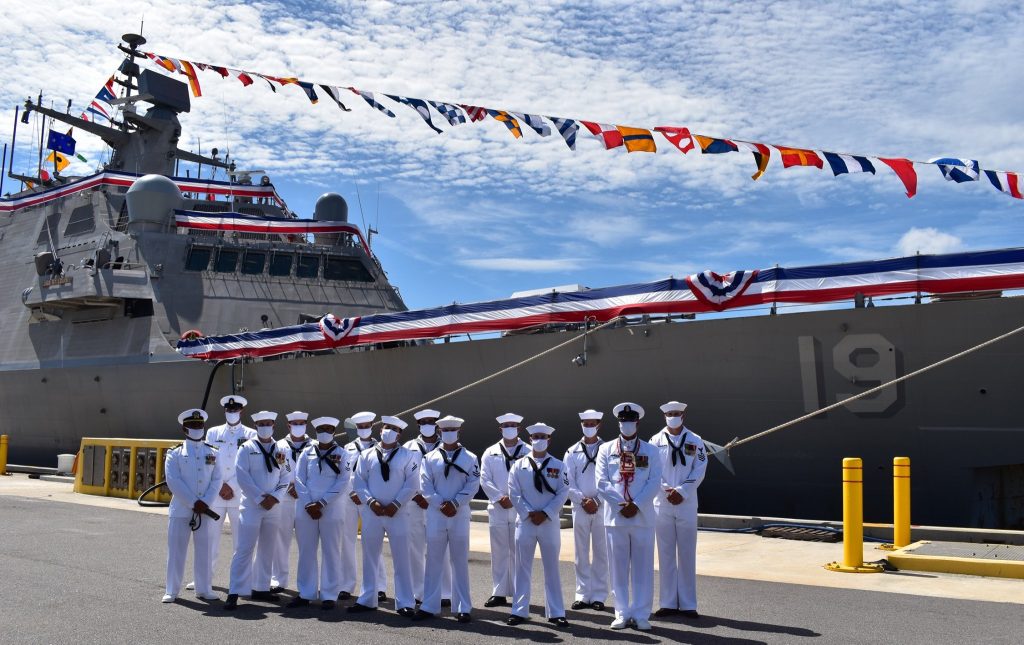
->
<box><xmin>176</xmin><ymin>247</ymin><xmax>1024</xmax><ymax>360</ymax></box>
<box><xmin>138</xmin><ymin>51</ymin><xmax>1022</xmax><ymax>202</ymax></box>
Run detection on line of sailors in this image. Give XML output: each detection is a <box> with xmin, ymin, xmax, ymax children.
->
<box><xmin>163</xmin><ymin>396</ymin><xmax>707</xmax><ymax>631</ymax></box>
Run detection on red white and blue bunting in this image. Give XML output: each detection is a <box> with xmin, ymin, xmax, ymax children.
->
<box><xmin>174</xmin><ymin>211</ymin><xmax>369</xmax><ymax>253</ymax></box>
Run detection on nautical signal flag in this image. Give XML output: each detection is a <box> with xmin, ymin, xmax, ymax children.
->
<box><xmin>930</xmin><ymin>157</ymin><xmax>980</xmax><ymax>183</ymax></box>
<box><xmin>388</xmin><ymin>95</ymin><xmax>443</xmax><ymax>134</ymax></box>
<box><xmin>984</xmin><ymin>170</ymin><xmax>1022</xmax><ymax>199</ymax></box>
<box><xmin>879</xmin><ymin>157</ymin><xmax>918</xmax><ymax>198</ymax></box>
<box><xmin>581</xmin><ymin>121</ymin><xmax>624</xmax><ymax>150</ymax></box>
<box><xmin>736</xmin><ymin>141</ymin><xmax>771</xmax><ymax>180</ymax></box>
<box><xmin>654</xmin><ymin>126</ymin><xmax>695</xmax><ymax>154</ymax></box>
<box><xmin>319</xmin><ymin>85</ymin><xmax>351</xmax><ymax>111</ymax></box>
<box><xmin>349</xmin><ymin>88</ymin><xmax>396</xmax><ymax>117</ymax></box>
<box><xmin>616</xmin><ymin>126</ymin><xmax>657</xmax><ymax>153</ymax></box>
<box><xmin>430</xmin><ymin>102</ymin><xmax>467</xmax><ymax>126</ymax></box>
<box><xmin>551</xmin><ymin>117</ymin><xmax>579</xmax><ymax>150</ymax></box>
<box><xmin>823</xmin><ymin>152</ymin><xmax>876</xmax><ymax>176</ymax></box>
<box><xmin>487</xmin><ymin>110</ymin><xmax>523</xmax><ymax>139</ymax></box>
<box><xmin>515</xmin><ymin>113</ymin><xmax>551</xmax><ymax>137</ymax></box>
<box><xmin>460</xmin><ymin>104</ymin><xmax>488</xmax><ymax>122</ymax></box>
<box><xmin>694</xmin><ymin>135</ymin><xmax>738</xmax><ymax>154</ymax></box>
<box><xmin>46</xmin><ymin>130</ymin><xmax>76</xmax><ymax>155</ymax></box>
<box><xmin>180</xmin><ymin>60</ymin><xmax>202</xmax><ymax>97</ymax></box>
<box><xmin>779</xmin><ymin>147</ymin><xmax>823</xmax><ymax>169</ymax></box>
<box><xmin>44</xmin><ymin>151</ymin><xmax>70</xmax><ymax>173</ymax></box>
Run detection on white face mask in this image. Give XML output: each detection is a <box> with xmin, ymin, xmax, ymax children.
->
<box><xmin>531</xmin><ymin>438</ymin><xmax>549</xmax><ymax>453</ymax></box>
<box><xmin>356</xmin><ymin>427</ymin><xmax>373</xmax><ymax>440</ymax></box>
<box><xmin>380</xmin><ymin>428</ymin><xmax>399</xmax><ymax>445</ymax></box>
<box><xmin>419</xmin><ymin>424</ymin><xmax>437</xmax><ymax>438</ymax></box>
<box><xmin>316</xmin><ymin>431</ymin><xmax>334</xmax><ymax>444</ymax></box>
<box><xmin>581</xmin><ymin>424</ymin><xmax>598</xmax><ymax>438</ymax></box>
<box><xmin>225</xmin><ymin>411</ymin><xmax>242</xmax><ymax>425</ymax></box>
<box><xmin>290</xmin><ymin>424</ymin><xmax>307</xmax><ymax>438</ymax></box>
<box><xmin>501</xmin><ymin>426</ymin><xmax>519</xmax><ymax>441</ymax></box>
<box><xmin>186</xmin><ymin>428</ymin><xmax>205</xmax><ymax>441</ymax></box>
<box><xmin>256</xmin><ymin>425</ymin><xmax>274</xmax><ymax>440</ymax></box>
<box><xmin>441</xmin><ymin>430</ymin><xmax>459</xmax><ymax>445</ymax></box>
<box><xmin>666</xmin><ymin>416</ymin><xmax>683</xmax><ymax>429</ymax></box>
<box><xmin>619</xmin><ymin>421</ymin><xmax>637</xmax><ymax>438</ymax></box>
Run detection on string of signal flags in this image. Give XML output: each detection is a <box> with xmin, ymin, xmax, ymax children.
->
<box><xmin>135</xmin><ymin>50</ymin><xmax>1021</xmax><ymax>201</ymax></box>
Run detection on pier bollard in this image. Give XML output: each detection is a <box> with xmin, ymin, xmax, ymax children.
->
<box><xmin>826</xmin><ymin>457</ymin><xmax>883</xmax><ymax>573</ymax></box>
<box><xmin>0</xmin><ymin>434</ymin><xmax>8</xmax><ymax>475</ymax></box>
<box><xmin>893</xmin><ymin>457</ymin><xmax>911</xmax><ymax>548</ymax></box>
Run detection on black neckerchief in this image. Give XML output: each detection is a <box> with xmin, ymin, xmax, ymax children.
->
<box><xmin>376</xmin><ymin>446</ymin><xmax>399</xmax><ymax>482</ymax></box>
<box><xmin>255</xmin><ymin>439</ymin><xmax>279</xmax><ymax>473</ymax></box>
<box><xmin>288</xmin><ymin>438</ymin><xmax>308</xmax><ymax>463</ymax></box>
<box><xmin>441</xmin><ymin>447</ymin><xmax>468</xmax><ymax>478</ymax></box>
<box><xmin>668</xmin><ymin>431</ymin><xmax>687</xmax><ymax>467</ymax></box>
<box><xmin>580</xmin><ymin>441</ymin><xmax>598</xmax><ymax>473</ymax></box>
<box><xmin>528</xmin><ymin>456</ymin><xmax>556</xmax><ymax>494</ymax></box>
<box><xmin>316</xmin><ymin>444</ymin><xmax>340</xmax><ymax>474</ymax></box>
<box><xmin>500</xmin><ymin>442</ymin><xmax>524</xmax><ymax>471</ymax></box>
<box><xmin>417</xmin><ymin>437</ymin><xmax>439</xmax><ymax>456</ymax></box>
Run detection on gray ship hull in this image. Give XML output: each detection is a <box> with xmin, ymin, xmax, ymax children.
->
<box><xmin>5</xmin><ymin>294</ymin><xmax>1023</xmax><ymax>529</ymax></box>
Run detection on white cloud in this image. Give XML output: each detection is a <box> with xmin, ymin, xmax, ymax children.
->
<box><xmin>895</xmin><ymin>227</ymin><xmax>964</xmax><ymax>256</ymax></box>
<box><xmin>458</xmin><ymin>257</ymin><xmax>582</xmax><ymax>272</ymax></box>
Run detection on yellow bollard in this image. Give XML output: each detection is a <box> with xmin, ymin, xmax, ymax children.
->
<box><xmin>893</xmin><ymin>457</ymin><xmax>911</xmax><ymax>548</ymax></box>
<box><xmin>826</xmin><ymin>457</ymin><xmax>883</xmax><ymax>573</ymax></box>
<box><xmin>0</xmin><ymin>434</ymin><xmax>7</xmax><ymax>476</ymax></box>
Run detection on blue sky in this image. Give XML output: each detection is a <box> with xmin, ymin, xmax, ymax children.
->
<box><xmin>1</xmin><ymin>0</ymin><xmax>1021</xmax><ymax>310</ymax></box>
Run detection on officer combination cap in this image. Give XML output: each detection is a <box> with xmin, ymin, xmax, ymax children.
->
<box><xmin>380</xmin><ymin>415</ymin><xmax>408</xmax><ymax>430</ymax></box>
<box><xmin>350</xmin><ymin>411</ymin><xmax>376</xmax><ymax>425</ymax></box>
<box><xmin>496</xmin><ymin>412</ymin><xmax>524</xmax><ymax>425</ymax></box>
<box><xmin>613</xmin><ymin>402</ymin><xmax>645</xmax><ymax>420</ymax></box>
<box><xmin>413</xmin><ymin>409</ymin><xmax>441</xmax><ymax>421</ymax></box>
<box><xmin>286</xmin><ymin>411</ymin><xmax>309</xmax><ymax>422</ymax></box>
<box><xmin>311</xmin><ymin>416</ymin><xmax>340</xmax><ymax>429</ymax></box>
<box><xmin>178</xmin><ymin>408</ymin><xmax>209</xmax><ymax>425</ymax></box>
<box><xmin>437</xmin><ymin>415</ymin><xmax>465</xmax><ymax>429</ymax></box>
<box><xmin>660</xmin><ymin>401</ymin><xmax>688</xmax><ymax>414</ymax></box>
<box><xmin>578</xmin><ymin>409</ymin><xmax>604</xmax><ymax>421</ymax></box>
<box><xmin>526</xmin><ymin>422</ymin><xmax>555</xmax><ymax>436</ymax></box>
<box><xmin>251</xmin><ymin>410</ymin><xmax>278</xmax><ymax>423</ymax></box>
<box><xmin>219</xmin><ymin>395</ymin><xmax>248</xmax><ymax>408</ymax></box>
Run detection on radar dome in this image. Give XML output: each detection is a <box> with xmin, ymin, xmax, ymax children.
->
<box><xmin>126</xmin><ymin>174</ymin><xmax>182</xmax><ymax>229</ymax></box>
<box><xmin>314</xmin><ymin>193</ymin><xmax>348</xmax><ymax>222</ymax></box>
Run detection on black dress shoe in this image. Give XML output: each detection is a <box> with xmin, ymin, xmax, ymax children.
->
<box><xmin>285</xmin><ymin>597</ymin><xmax>310</xmax><ymax>608</ymax></box>
<box><xmin>679</xmin><ymin>609</ymin><xmax>700</xmax><ymax>619</ymax></box>
<box><xmin>653</xmin><ymin>607</ymin><xmax>678</xmax><ymax>618</ymax></box>
<box><xmin>321</xmin><ymin>600</ymin><xmax>336</xmax><ymax>611</ymax></box>
<box><xmin>456</xmin><ymin>612</ymin><xmax>471</xmax><ymax>623</ymax></box>
<box><xmin>440</xmin><ymin>598</ymin><xmax>452</xmax><ymax>607</ymax></box>
<box><xmin>483</xmin><ymin>596</ymin><xmax>506</xmax><ymax>608</ymax></box>
<box><xmin>250</xmin><ymin>590</ymin><xmax>279</xmax><ymax>602</ymax></box>
<box><xmin>269</xmin><ymin>586</ymin><xmax>286</xmax><ymax>594</ymax></box>
<box><xmin>224</xmin><ymin>594</ymin><xmax>238</xmax><ymax>611</ymax></box>
<box><xmin>548</xmin><ymin>617</ymin><xmax>569</xmax><ymax>628</ymax></box>
<box><xmin>570</xmin><ymin>600</ymin><xmax>590</xmax><ymax>610</ymax></box>
<box><xmin>397</xmin><ymin>607</ymin><xmax>416</xmax><ymax>618</ymax></box>
<box><xmin>412</xmin><ymin>609</ymin><xmax>435</xmax><ymax>621</ymax></box>
<box><xmin>347</xmin><ymin>603</ymin><xmax>377</xmax><ymax>613</ymax></box>
<box><xmin>337</xmin><ymin>591</ymin><xmax>352</xmax><ymax>600</ymax></box>
<box><xmin>506</xmin><ymin>615</ymin><xmax>527</xmax><ymax>626</ymax></box>
<box><xmin>378</xmin><ymin>591</ymin><xmax>388</xmax><ymax>602</ymax></box>
<box><xmin>591</xmin><ymin>601</ymin><xmax>606</xmax><ymax>612</ymax></box>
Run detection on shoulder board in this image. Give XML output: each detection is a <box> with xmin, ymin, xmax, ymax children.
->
<box><xmin>169</xmin><ymin>443</ymin><xmax>184</xmax><ymax>452</ymax></box>
<box><xmin>204</xmin><ymin>442</ymin><xmax>219</xmax><ymax>450</ymax></box>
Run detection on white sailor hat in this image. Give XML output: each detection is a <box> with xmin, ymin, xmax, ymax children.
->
<box><xmin>436</xmin><ymin>416</ymin><xmax>464</xmax><ymax>429</ymax></box>
<box><xmin>251</xmin><ymin>410</ymin><xmax>278</xmax><ymax>423</ymax></box>
<box><xmin>380</xmin><ymin>415</ymin><xmax>408</xmax><ymax>430</ymax></box>
<box><xmin>496</xmin><ymin>412</ymin><xmax>524</xmax><ymax>425</ymax></box>
<box><xmin>578</xmin><ymin>409</ymin><xmax>604</xmax><ymax>421</ymax></box>
<box><xmin>311</xmin><ymin>416</ymin><xmax>340</xmax><ymax>429</ymax></box>
<box><xmin>526</xmin><ymin>422</ymin><xmax>555</xmax><ymax>435</ymax></box>
<box><xmin>220</xmin><ymin>395</ymin><xmax>248</xmax><ymax>408</ymax></box>
<box><xmin>286</xmin><ymin>411</ymin><xmax>309</xmax><ymax>422</ymax></box>
<box><xmin>178</xmin><ymin>408</ymin><xmax>209</xmax><ymax>425</ymax></box>
<box><xmin>660</xmin><ymin>401</ymin><xmax>688</xmax><ymax>414</ymax></box>
<box><xmin>350</xmin><ymin>411</ymin><xmax>376</xmax><ymax>425</ymax></box>
<box><xmin>414</xmin><ymin>409</ymin><xmax>441</xmax><ymax>421</ymax></box>
<box><xmin>613</xmin><ymin>402</ymin><xmax>645</xmax><ymax>420</ymax></box>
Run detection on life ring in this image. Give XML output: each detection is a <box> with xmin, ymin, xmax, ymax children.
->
<box><xmin>180</xmin><ymin>329</ymin><xmax>204</xmax><ymax>341</ymax></box>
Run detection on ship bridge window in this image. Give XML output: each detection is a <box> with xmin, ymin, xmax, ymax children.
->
<box><xmin>63</xmin><ymin>205</ymin><xmax>96</xmax><ymax>237</ymax></box>
<box><xmin>324</xmin><ymin>257</ymin><xmax>375</xmax><ymax>282</ymax></box>
<box><xmin>296</xmin><ymin>255</ymin><xmax>320</xmax><ymax>279</ymax></box>
<box><xmin>268</xmin><ymin>253</ymin><xmax>292</xmax><ymax>277</ymax></box>
<box><xmin>36</xmin><ymin>211</ymin><xmax>62</xmax><ymax>246</ymax></box>
<box><xmin>241</xmin><ymin>251</ymin><xmax>266</xmax><ymax>275</ymax></box>
<box><xmin>190</xmin><ymin>202</ymin><xmax>231</xmax><ymax>213</ymax></box>
<box><xmin>185</xmin><ymin>247</ymin><xmax>212</xmax><ymax>271</ymax></box>
<box><xmin>214</xmin><ymin>248</ymin><xmax>239</xmax><ymax>272</ymax></box>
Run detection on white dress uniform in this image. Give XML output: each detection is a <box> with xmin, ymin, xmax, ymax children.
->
<box><xmin>341</xmin><ymin>437</ymin><xmax>387</xmax><ymax>594</ymax></box>
<box><xmin>270</xmin><ymin>435</ymin><xmax>310</xmax><ymax>590</ymax></box>
<box><xmin>596</xmin><ymin>435</ymin><xmax>663</xmax><ymax>625</ymax></box>
<box><xmin>352</xmin><ymin>443</ymin><xmax>419</xmax><ymax>609</ymax></box>
<box><xmin>651</xmin><ymin>426</ymin><xmax>707</xmax><ymax>612</ymax></box>
<box><xmin>164</xmin><ymin>438</ymin><xmax>223</xmax><ymax>599</ymax></box>
<box><xmin>419</xmin><ymin>444</ymin><xmax>480</xmax><ymax>615</ymax></box>
<box><xmin>402</xmin><ymin>434</ymin><xmax>452</xmax><ymax>602</ymax></box>
<box><xmin>508</xmin><ymin>451</ymin><xmax>570</xmax><ymax>619</ymax></box>
<box><xmin>206</xmin><ymin>420</ymin><xmax>256</xmax><ymax>574</ymax></box>
<box><xmin>480</xmin><ymin>438</ymin><xmax>528</xmax><ymax>598</ymax></box>
<box><xmin>294</xmin><ymin>440</ymin><xmax>350</xmax><ymax>601</ymax></box>
<box><xmin>228</xmin><ymin>436</ymin><xmax>292</xmax><ymax>596</ymax></box>
<box><xmin>564</xmin><ymin>439</ymin><xmax>609</xmax><ymax>605</ymax></box>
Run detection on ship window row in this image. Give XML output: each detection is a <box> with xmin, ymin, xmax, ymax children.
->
<box><xmin>185</xmin><ymin>247</ymin><xmax>374</xmax><ymax>282</ymax></box>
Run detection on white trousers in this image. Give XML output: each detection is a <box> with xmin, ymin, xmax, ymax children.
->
<box><xmin>606</xmin><ymin>525</ymin><xmax>655</xmax><ymax>621</ymax></box>
<box><xmin>487</xmin><ymin>507</ymin><xmax>517</xmax><ymax>596</ymax></box>
<box><xmin>511</xmin><ymin>519</ymin><xmax>565</xmax><ymax>619</ymax></box>
<box><xmin>408</xmin><ymin>507</ymin><xmax>451</xmax><ymax>601</ymax></box>
<box><xmin>358</xmin><ymin>512</ymin><xmax>414</xmax><ymax>609</ymax></box>
<box><xmin>228</xmin><ymin>506</ymin><xmax>281</xmax><ymax>594</ymax></box>
<box><xmin>341</xmin><ymin>500</ymin><xmax>386</xmax><ymax>593</ymax></box>
<box><xmin>270</xmin><ymin>497</ymin><xmax>298</xmax><ymax>588</ymax></box>
<box><xmin>210</xmin><ymin>503</ymin><xmax>241</xmax><ymax>581</ymax></box>
<box><xmin>655</xmin><ymin>505</ymin><xmax>698</xmax><ymax>610</ymax></box>
<box><xmin>422</xmin><ymin>516</ymin><xmax>471</xmax><ymax>615</ymax></box>
<box><xmin>294</xmin><ymin>511</ymin><xmax>343</xmax><ymax>601</ymax></box>
<box><xmin>571</xmin><ymin>505</ymin><xmax>609</xmax><ymax>603</ymax></box>
<box><xmin>166</xmin><ymin>514</ymin><xmax>216</xmax><ymax>597</ymax></box>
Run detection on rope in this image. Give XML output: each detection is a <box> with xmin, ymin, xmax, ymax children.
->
<box><xmin>726</xmin><ymin>320</ymin><xmax>1024</xmax><ymax>451</ymax></box>
<box><xmin>393</xmin><ymin>316</ymin><xmax>625</xmax><ymax>419</ymax></box>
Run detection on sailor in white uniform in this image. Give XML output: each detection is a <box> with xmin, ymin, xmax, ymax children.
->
<box><xmin>413</xmin><ymin>416</ymin><xmax>480</xmax><ymax>623</ymax></box>
<box><xmin>595</xmin><ymin>402</ymin><xmax>663</xmax><ymax>631</ymax></box>
<box><xmin>651</xmin><ymin>401</ymin><xmax>707</xmax><ymax>620</ymax></box>
<box><xmin>288</xmin><ymin>417</ymin><xmax>350</xmax><ymax>610</ymax></box>
<box><xmin>163</xmin><ymin>409</ymin><xmax>223</xmax><ymax>603</ymax></box>
<box><xmin>340</xmin><ymin>410</ymin><xmax>387</xmax><ymax>600</ymax></box>
<box><xmin>225</xmin><ymin>411</ymin><xmax>292</xmax><ymax>610</ymax></box>
<box><xmin>563</xmin><ymin>409</ymin><xmax>609</xmax><ymax>611</ymax></box>
<box><xmin>507</xmin><ymin>423</ymin><xmax>570</xmax><ymax>628</ymax></box>
<box><xmin>269</xmin><ymin>411</ymin><xmax>311</xmax><ymax>593</ymax></box>
<box><xmin>349</xmin><ymin>416</ymin><xmax>419</xmax><ymax>616</ymax></box>
<box><xmin>402</xmin><ymin>409</ymin><xmax>452</xmax><ymax>605</ymax></box>
<box><xmin>479</xmin><ymin>412</ymin><xmax>528</xmax><ymax>607</ymax></box>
